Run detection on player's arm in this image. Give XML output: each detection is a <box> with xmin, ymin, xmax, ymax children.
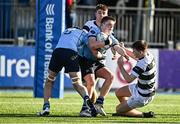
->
<box><xmin>113</xmin><ymin>44</ymin><xmax>129</xmax><ymax>60</ymax></box>
<box><xmin>122</xmin><ymin>47</ymin><xmax>137</xmax><ymax>60</ymax></box>
<box><xmin>117</xmin><ymin>56</ymin><xmax>136</xmax><ymax>83</ymax></box>
<box><xmin>91</xmin><ymin>49</ymin><xmax>105</xmax><ymax>60</ymax></box>
<box><xmin>88</xmin><ymin>37</ymin><xmax>105</xmax><ymax>60</ymax></box>
<box><xmin>88</xmin><ymin>36</ymin><xmax>105</xmax><ymax>49</ymax></box>
<box><xmin>110</xmin><ymin>34</ymin><xmax>137</xmax><ymax>60</ymax></box>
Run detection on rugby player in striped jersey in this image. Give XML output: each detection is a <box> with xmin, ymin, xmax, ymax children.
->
<box><xmin>114</xmin><ymin>40</ymin><xmax>156</xmax><ymax>118</ymax></box>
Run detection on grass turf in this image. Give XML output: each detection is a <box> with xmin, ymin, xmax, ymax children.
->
<box><xmin>0</xmin><ymin>91</ymin><xmax>180</xmax><ymax>123</ymax></box>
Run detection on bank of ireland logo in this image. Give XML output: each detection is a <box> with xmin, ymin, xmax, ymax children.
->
<box><xmin>46</xmin><ymin>4</ymin><xmax>55</xmax><ymax>15</ymax></box>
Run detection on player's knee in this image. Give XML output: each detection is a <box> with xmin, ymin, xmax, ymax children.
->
<box><xmin>84</xmin><ymin>77</ymin><xmax>96</xmax><ymax>87</ymax></box>
<box><xmin>86</xmin><ymin>80</ymin><xmax>95</xmax><ymax>88</ymax></box>
<box><xmin>105</xmin><ymin>73</ymin><xmax>114</xmax><ymax>83</ymax></box>
<box><xmin>109</xmin><ymin>74</ymin><xmax>114</xmax><ymax>82</ymax></box>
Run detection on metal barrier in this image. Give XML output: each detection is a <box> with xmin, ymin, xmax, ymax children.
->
<box><xmin>75</xmin><ymin>6</ymin><xmax>180</xmax><ymax>47</ymax></box>
<box><xmin>0</xmin><ymin>3</ymin><xmax>35</xmax><ymax>45</ymax></box>
<box><xmin>0</xmin><ymin>4</ymin><xmax>180</xmax><ymax>48</ymax></box>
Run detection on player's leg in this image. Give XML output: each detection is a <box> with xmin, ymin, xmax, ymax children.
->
<box><xmin>37</xmin><ymin>69</ymin><xmax>57</xmax><ymax>116</ymax></box>
<box><xmin>66</xmin><ymin>55</ymin><xmax>97</xmax><ymax>117</ymax></box>
<box><xmin>114</xmin><ymin>85</ymin><xmax>154</xmax><ymax>118</ymax></box>
<box><xmin>114</xmin><ymin>85</ymin><xmax>138</xmax><ymax>116</ymax></box>
<box><xmin>115</xmin><ymin>101</ymin><xmax>143</xmax><ymax>117</ymax></box>
<box><xmin>79</xmin><ymin>56</ymin><xmax>97</xmax><ymax>103</ymax></box>
<box><xmin>68</xmin><ymin>71</ymin><xmax>97</xmax><ymax>117</ymax></box>
<box><xmin>37</xmin><ymin>49</ymin><xmax>62</xmax><ymax>116</ymax></box>
<box><xmin>69</xmin><ymin>71</ymin><xmax>89</xmax><ymax>98</ymax></box>
<box><xmin>83</xmin><ymin>79</ymin><xmax>98</xmax><ymax>104</ymax></box>
<box><xmin>95</xmin><ymin>66</ymin><xmax>114</xmax><ymax>97</ymax></box>
<box><xmin>44</xmin><ymin>70</ymin><xmax>57</xmax><ymax>103</ymax></box>
<box><xmin>114</xmin><ymin>85</ymin><xmax>141</xmax><ymax>117</ymax></box>
<box><xmin>115</xmin><ymin>85</ymin><xmax>131</xmax><ymax>103</ymax></box>
<box><xmin>94</xmin><ymin>66</ymin><xmax>114</xmax><ymax>116</ymax></box>
<box><xmin>83</xmin><ymin>73</ymin><xmax>96</xmax><ymax>99</ymax></box>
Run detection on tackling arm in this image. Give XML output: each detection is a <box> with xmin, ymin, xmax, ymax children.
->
<box><xmin>113</xmin><ymin>45</ymin><xmax>129</xmax><ymax>60</ymax></box>
<box><xmin>117</xmin><ymin>56</ymin><xmax>136</xmax><ymax>83</ymax></box>
<box><xmin>88</xmin><ymin>37</ymin><xmax>105</xmax><ymax>59</ymax></box>
<box><xmin>88</xmin><ymin>37</ymin><xmax>105</xmax><ymax>50</ymax></box>
<box><xmin>123</xmin><ymin>47</ymin><xmax>137</xmax><ymax>60</ymax></box>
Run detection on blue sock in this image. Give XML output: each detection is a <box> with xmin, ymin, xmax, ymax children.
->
<box><xmin>43</xmin><ymin>102</ymin><xmax>50</xmax><ymax>110</ymax></box>
<box><xmin>81</xmin><ymin>95</ymin><xmax>90</xmax><ymax>111</ymax></box>
<box><xmin>96</xmin><ymin>96</ymin><xmax>104</xmax><ymax>105</ymax></box>
<box><xmin>83</xmin><ymin>95</ymin><xmax>90</xmax><ymax>101</ymax></box>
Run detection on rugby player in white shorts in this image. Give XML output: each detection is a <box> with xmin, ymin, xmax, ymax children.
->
<box><xmin>114</xmin><ymin>40</ymin><xmax>156</xmax><ymax>118</ymax></box>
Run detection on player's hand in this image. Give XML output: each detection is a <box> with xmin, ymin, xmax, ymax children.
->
<box><xmin>124</xmin><ymin>54</ymin><xmax>129</xmax><ymax>61</ymax></box>
<box><xmin>119</xmin><ymin>42</ymin><xmax>124</xmax><ymax>47</ymax></box>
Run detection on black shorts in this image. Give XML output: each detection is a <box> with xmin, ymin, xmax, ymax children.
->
<box><xmin>79</xmin><ymin>56</ymin><xmax>105</xmax><ymax>78</ymax></box>
<box><xmin>49</xmin><ymin>48</ymin><xmax>80</xmax><ymax>73</ymax></box>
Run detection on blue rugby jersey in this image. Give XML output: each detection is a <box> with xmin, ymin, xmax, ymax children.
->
<box><xmin>79</xmin><ymin>27</ymin><xmax>119</xmax><ymax>62</ymax></box>
<box><xmin>56</xmin><ymin>28</ymin><xmax>87</xmax><ymax>52</ymax></box>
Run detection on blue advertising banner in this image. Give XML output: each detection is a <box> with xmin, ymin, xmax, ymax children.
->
<box><xmin>34</xmin><ymin>0</ymin><xmax>66</xmax><ymax>98</ymax></box>
<box><xmin>159</xmin><ymin>50</ymin><xmax>180</xmax><ymax>88</ymax></box>
<box><xmin>0</xmin><ymin>46</ymin><xmax>34</xmax><ymax>87</ymax></box>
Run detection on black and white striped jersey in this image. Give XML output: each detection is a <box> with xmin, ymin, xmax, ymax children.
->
<box><xmin>131</xmin><ymin>52</ymin><xmax>156</xmax><ymax>97</ymax></box>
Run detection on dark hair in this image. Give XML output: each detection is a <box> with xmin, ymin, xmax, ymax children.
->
<box><xmin>96</xmin><ymin>4</ymin><xmax>108</xmax><ymax>11</ymax></box>
<box><xmin>101</xmin><ymin>16</ymin><xmax>116</xmax><ymax>24</ymax></box>
<box><xmin>132</xmin><ymin>40</ymin><xmax>148</xmax><ymax>51</ymax></box>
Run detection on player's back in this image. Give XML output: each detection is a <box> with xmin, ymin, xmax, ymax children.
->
<box><xmin>56</xmin><ymin>27</ymin><xmax>86</xmax><ymax>52</ymax></box>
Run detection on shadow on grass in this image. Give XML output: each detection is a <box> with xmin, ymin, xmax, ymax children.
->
<box><xmin>0</xmin><ymin>113</ymin><xmax>81</xmax><ymax>118</ymax></box>
<box><xmin>0</xmin><ymin>96</ymin><xmax>33</xmax><ymax>99</ymax></box>
<box><xmin>108</xmin><ymin>112</ymin><xmax>180</xmax><ymax>117</ymax></box>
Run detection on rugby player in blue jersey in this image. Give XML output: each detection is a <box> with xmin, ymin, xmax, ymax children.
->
<box><xmin>79</xmin><ymin>16</ymin><xmax>131</xmax><ymax>116</ymax></box>
<box><xmin>37</xmin><ymin>27</ymin><xmax>97</xmax><ymax>117</ymax></box>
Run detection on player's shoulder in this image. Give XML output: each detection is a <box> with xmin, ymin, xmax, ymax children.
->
<box><xmin>88</xmin><ymin>27</ymin><xmax>100</xmax><ymax>36</ymax></box>
<box><xmin>84</xmin><ymin>20</ymin><xmax>96</xmax><ymax>26</ymax></box>
<box><xmin>137</xmin><ymin>52</ymin><xmax>154</xmax><ymax>68</ymax></box>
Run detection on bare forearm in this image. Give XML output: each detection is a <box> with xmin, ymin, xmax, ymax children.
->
<box><xmin>113</xmin><ymin>45</ymin><xmax>125</xmax><ymax>56</ymax></box>
<box><xmin>124</xmin><ymin>48</ymin><xmax>137</xmax><ymax>60</ymax></box>
<box><xmin>90</xmin><ymin>41</ymin><xmax>105</xmax><ymax>49</ymax></box>
<box><xmin>119</xmin><ymin>67</ymin><xmax>131</xmax><ymax>83</ymax></box>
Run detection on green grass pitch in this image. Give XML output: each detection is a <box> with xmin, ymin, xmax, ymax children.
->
<box><xmin>0</xmin><ymin>91</ymin><xmax>180</xmax><ymax>123</ymax></box>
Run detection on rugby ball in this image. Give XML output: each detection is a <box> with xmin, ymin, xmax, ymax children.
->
<box><xmin>96</xmin><ymin>32</ymin><xmax>108</xmax><ymax>42</ymax></box>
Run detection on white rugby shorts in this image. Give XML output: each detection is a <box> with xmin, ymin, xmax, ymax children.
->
<box><xmin>127</xmin><ymin>83</ymin><xmax>154</xmax><ymax>109</ymax></box>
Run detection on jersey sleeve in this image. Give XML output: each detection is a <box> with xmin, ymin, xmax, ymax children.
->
<box><xmin>109</xmin><ymin>34</ymin><xmax>119</xmax><ymax>46</ymax></box>
<box><xmin>87</xmin><ymin>28</ymin><xmax>99</xmax><ymax>39</ymax></box>
<box><xmin>131</xmin><ymin>61</ymin><xmax>145</xmax><ymax>77</ymax></box>
<box><xmin>83</xmin><ymin>20</ymin><xmax>93</xmax><ymax>32</ymax></box>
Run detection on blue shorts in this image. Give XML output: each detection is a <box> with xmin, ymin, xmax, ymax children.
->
<box><xmin>49</xmin><ymin>48</ymin><xmax>80</xmax><ymax>73</ymax></box>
